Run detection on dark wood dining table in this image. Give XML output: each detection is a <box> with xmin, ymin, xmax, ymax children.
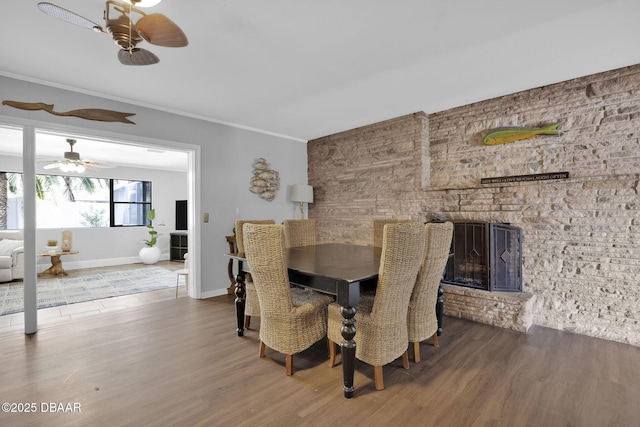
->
<box><xmin>225</xmin><ymin>242</ymin><xmax>444</xmax><ymax>398</ymax></box>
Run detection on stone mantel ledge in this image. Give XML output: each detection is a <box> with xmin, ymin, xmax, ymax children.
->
<box><xmin>423</xmin><ymin>173</ymin><xmax>640</xmax><ymax>192</ymax></box>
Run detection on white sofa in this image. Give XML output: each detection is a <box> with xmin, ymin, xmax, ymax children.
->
<box><xmin>0</xmin><ymin>230</ymin><xmax>24</xmax><ymax>282</ymax></box>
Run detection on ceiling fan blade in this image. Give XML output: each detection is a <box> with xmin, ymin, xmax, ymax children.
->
<box><xmin>37</xmin><ymin>2</ymin><xmax>106</xmax><ymax>34</ymax></box>
<box><xmin>83</xmin><ymin>160</ymin><xmax>116</xmax><ymax>169</ymax></box>
<box><xmin>42</xmin><ymin>162</ymin><xmax>63</xmax><ymax>169</ymax></box>
<box><xmin>117</xmin><ymin>48</ymin><xmax>159</xmax><ymax>66</ymax></box>
<box><xmin>135</xmin><ymin>14</ymin><xmax>188</xmax><ymax>47</ymax></box>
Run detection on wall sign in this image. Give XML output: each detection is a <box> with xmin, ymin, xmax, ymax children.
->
<box><xmin>481</xmin><ymin>171</ymin><xmax>569</xmax><ymax>184</ymax></box>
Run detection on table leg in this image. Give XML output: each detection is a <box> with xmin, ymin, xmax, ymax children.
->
<box><xmin>234</xmin><ymin>269</ymin><xmax>246</xmax><ymax>337</ymax></box>
<box><xmin>38</xmin><ymin>255</ymin><xmax>68</xmax><ymax>277</ymax></box>
<box><xmin>436</xmin><ymin>282</ymin><xmax>444</xmax><ymax>336</ymax></box>
<box><xmin>340</xmin><ymin>305</ymin><xmax>357</xmax><ymax>398</ymax></box>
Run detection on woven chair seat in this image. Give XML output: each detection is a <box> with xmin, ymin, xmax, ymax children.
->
<box><xmin>291</xmin><ymin>287</ymin><xmax>331</xmax><ymax>307</ymax></box>
<box><xmin>235</xmin><ymin>219</ymin><xmax>276</xmax><ymax>328</ymax></box>
<box><xmin>407</xmin><ymin>222</ymin><xmax>453</xmax><ymax>362</ymax></box>
<box><xmin>243</xmin><ymin>223</ymin><xmax>333</xmax><ymax>376</ymax></box>
<box><xmin>328</xmin><ymin>222</ymin><xmax>426</xmax><ymax>390</ymax></box>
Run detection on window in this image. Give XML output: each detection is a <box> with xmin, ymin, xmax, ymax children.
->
<box><xmin>111</xmin><ymin>179</ymin><xmax>152</xmax><ymax>227</ymax></box>
<box><xmin>2</xmin><ymin>172</ymin><xmax>151</xmax><ymax>229</ymax></box>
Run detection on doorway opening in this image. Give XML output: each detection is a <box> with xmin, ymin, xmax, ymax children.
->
<box><xmin>0</xmin><ymin>124</ymin><xmax>198</xmax><ymax>331</ymax></box>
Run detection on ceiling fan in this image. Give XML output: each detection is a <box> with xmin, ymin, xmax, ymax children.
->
<box><xmin>42</xmin><ymin>139</ymin><xmax>115</xmax><ymax>173</ymax></box>
<box><xmin>37</xmin><ymin>0</ymin><xmax>188</xmax><ymax>66</ymax></box>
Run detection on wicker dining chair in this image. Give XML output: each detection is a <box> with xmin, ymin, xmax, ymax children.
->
<box><xmin>243</xmin><ymin>223</ymin><xmax>334</xmax><ymax>376</ymax></box>
<box><xmin>408</xmin><ymin>222</ymin><xmax>453</xmax><ymax>362</ymax></box>
<box><xmin>283</xmin><ymin>219</ymin><xmax>316</xmax><ymax>248</ymax></box>
<box><xmin>327</xmin><ymin>222</ymin><xmax>426</xmax><ymax>390</ymax></box>
<box><xmin>235</xmin><ymin>219</ymin><xmax>275</xmax><ymax>329</ymax></box>
<box><xmin>372</xmin><ymin>218</ymin><xmax>411</xmax><ymax>247</ymax></box>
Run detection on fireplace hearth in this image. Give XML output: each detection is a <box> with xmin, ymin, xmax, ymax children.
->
<box><xmin>443</xmin><ymin>221</ymin><xmax>523</xmax><ymax>292</ymax></box>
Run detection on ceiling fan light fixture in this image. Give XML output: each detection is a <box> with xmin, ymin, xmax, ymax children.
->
<box><xmin>58</xmin><ymin>161</ymin><xmax>85</xmax><ymax>173</ymax></box>
<box><xmin>41</xmin><ymin>139</ymin><xmax>115</xmax><ymax>172</ymax></box>
<box><xmin>123</xmin><ymin>0</ymin><xmax>162</xmax><ymax>7</ymax></box>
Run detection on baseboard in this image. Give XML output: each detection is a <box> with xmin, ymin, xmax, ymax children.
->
<box><xmin>200</xmin><ymin>288</ymin><xmax>229</xmax><ymax>299</ymax></box>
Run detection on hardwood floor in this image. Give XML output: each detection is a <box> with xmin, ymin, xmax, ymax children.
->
<box><xmin>1</xmin><ymin>294</ymin><xmax>639</xmax><ymax>426</ymax></box>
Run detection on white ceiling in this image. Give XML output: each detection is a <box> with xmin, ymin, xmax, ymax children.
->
<box><xmin>0</xmin><ymin>126</ymin><xmax>188</xmax><ymax>172</ymax></box>
<box><xmin>1</xmin><ymin>0</ymin><xmax>640</xmax><ymax>145</ymax></box>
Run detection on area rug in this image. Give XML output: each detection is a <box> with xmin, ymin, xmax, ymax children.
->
<box><xmin>0</xmin><ymin>267</ymin><xmax>178</xmax><ymax>316</ymax></box>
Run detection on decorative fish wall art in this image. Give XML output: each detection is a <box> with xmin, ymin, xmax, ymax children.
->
<box><xmin>482</xmin><ymin>122</ymin><xmax>563</xmax><ymax>145</ymax></box>
<box><xmin>249</xmin><ymin>158</ymin><xmax>280</xmax><ymax>201</ymax></box>
<box><xmin>2</xmin><ymin>100</ymin><xmax>136</xmax><ymax>124</ymax></box>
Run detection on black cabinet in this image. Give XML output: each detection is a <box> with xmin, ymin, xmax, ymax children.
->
<box><xmin>170</xmin><ymin>232</ymin><xmax>188</xmax><ymax>261</ymax></box>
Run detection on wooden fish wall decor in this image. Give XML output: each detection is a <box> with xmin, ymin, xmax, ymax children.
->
<box><xmin>482</xmin><ymin>122</ymin><xmax>563</xmax><ymax>145</ymax></box>
<box><xmin>249</xmin><ymin>158</ymin><xmax>280</xmax><ymax>201</ymax></box>
<box><xmin>2</xmin><ymin>100</ymin><xmax>136</xmax><ymax>124</ymax></box>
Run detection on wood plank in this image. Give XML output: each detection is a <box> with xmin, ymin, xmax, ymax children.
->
<box><xmin>0</xmin><ymin>294</ymin><xmax>639</xmax><ymax>426</ymax></box>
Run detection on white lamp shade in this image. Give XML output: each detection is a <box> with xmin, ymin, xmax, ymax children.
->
<box><xmin>291</xmin><ymin>184</ymin><xmax>313</xmax><ymax>203</ymax></box>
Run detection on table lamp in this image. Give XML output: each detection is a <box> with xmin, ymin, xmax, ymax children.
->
<box><xmin>291</xmin><ymin>184</ymin><xmax>313</xmax><ymax>219</ymax></box>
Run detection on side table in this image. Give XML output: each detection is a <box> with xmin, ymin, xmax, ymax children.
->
<box><xmin>38</xmin><ymin>251</ymin><xmax>79</xmax><ymax>277</ymax></box>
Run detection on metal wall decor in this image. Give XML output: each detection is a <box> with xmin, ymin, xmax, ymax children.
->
<box><xmin>249</xmin><ymin>158</ymin><xmax>280</xmax><ymax>201</ymax></box>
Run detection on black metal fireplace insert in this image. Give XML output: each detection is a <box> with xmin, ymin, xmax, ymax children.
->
<box><xmin>442</xmin><ymin>221</ymin><xmax>523</xmax><ymax>292</ymax></box>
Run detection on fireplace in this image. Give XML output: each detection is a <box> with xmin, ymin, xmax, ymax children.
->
<box><xmin>443</xmin><ymin>221</ymin><xmax>523</xmax><ymax>292</ymax></box>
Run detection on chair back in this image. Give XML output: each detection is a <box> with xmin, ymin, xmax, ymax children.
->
<box><xmin>242</xmin><ymin>224</ymin><xmax>293</xmax><ymax>316</ymax></box>
<box><xmin>372</xmin><ymin>219</ymin><xmax>411</xmax><ymax>247</ymax></box>
<box><xmin>235</xmin><ymin>219</ymin><xmax>275</xmax><ymax>254</ymax></box>
<box><xmin>371</xmin><ymin>222</ymin><xmax>426</xmax><ymax>336</ymax></box>
<box><xmin>408</xmin><ymin>222</ymin><xmax>454</xmax><ymax>342</ymax></box>
<box><xmin>284</xmin><ymin>219</ymin><xmax>316</xmax><ymax>248</ymax></box>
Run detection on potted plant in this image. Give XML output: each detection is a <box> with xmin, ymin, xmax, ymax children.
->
<box><xmin>46</xmin><ymin>239</ymin><xmax>58</xmax><ymax>254</ymax></box>
<box><xmin>139</xmin><ymin>208</ymin><xmax>161</xmax><ymax>264</ymax></box>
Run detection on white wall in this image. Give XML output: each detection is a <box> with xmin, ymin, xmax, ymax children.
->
<box><xmin>0</xmin><ymin>75</ymin><xmax>308</xmax><ymax>298</ymax></box>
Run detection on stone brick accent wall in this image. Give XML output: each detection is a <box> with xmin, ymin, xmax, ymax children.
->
<box><xmin>308</xmin><ymin>112</ymin><xmax>428</xmax><ymax>244</ymax></box>
<box><xmin>443</xmin><ymin>284</ymin><xmax>534</xmax><ymax>333</ymax></box>
<box><xmin>308</xmin><ymin>64</ymin><xmax>640</xmax><ymax>346</ymax></box>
